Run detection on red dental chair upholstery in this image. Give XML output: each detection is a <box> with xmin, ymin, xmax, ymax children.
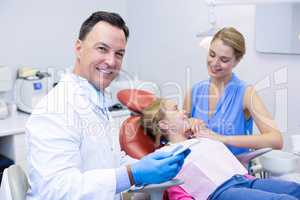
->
<box><xmin>119</xmin><ymin>115</ymin><xmax>155</xmax><ymax>159</ymax></box>
<box><xmin>118</xmin><ymin>89</ymin><xmax>157</xmax><ymax>159</ymax></box>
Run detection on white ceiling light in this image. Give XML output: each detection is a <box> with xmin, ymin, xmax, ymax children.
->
<box><xmin>197</xmin><ymin>0</ymin><xmax>217</xmax><ymax>38</ymax></box>
<box><xmin>197</xmin><ymin>0</ymin><xmax>218</xmax><ymax>49</ymax></box>
<box><xmin>199</xmin><ymin>36</ymin><xmax>213</xmax><ymax>50</ymax></box>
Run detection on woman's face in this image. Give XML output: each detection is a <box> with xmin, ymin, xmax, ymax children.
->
<box><xmin>207</xmin><ymin>38</ymin><xmax>239</xmax><ymax>80</ymax></box>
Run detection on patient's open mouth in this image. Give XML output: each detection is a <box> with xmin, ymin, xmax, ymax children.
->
<box><xmin>185</xmin><ymin>129</ymin><xmax>194</xmax><ymax>139</ymax></box>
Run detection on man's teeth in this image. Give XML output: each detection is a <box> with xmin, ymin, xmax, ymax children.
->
<box><xmin>97</xmin><ymin>68</ymin><xmax>112</xmax><ymax>74</ymax></box>
<box><xmin>101</xmin><ymin>70</ymin><xmax>111</xmax><ymax>74</ymax></box>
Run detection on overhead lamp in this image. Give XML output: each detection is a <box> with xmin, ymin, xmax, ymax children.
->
<box><xmin>197</xmin><ymin>0</ymin><xmax>218</xmax><ymax>49</ymax></box>
<box><xmin>198</xmin><ymin>0</ymin><xmax>300</xmax><ymax>49</ymax></box>
<box><xmin>199</xmin><ymin>36</ymin><xmax>213</xmax><ymax>50</ymax></box>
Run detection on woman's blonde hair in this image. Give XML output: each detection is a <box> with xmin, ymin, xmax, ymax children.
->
<box><xmin>140</xmin><ymin>99</ymin><xmax>166</xmax><ymax>140</ymax></box>
<box><xmin>212</xmin><ymin>27</ymin><xmax>246</xmax><ymax>60</ymax></box>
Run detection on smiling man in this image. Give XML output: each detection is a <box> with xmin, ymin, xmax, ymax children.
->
<box><xmin>73</xmin><ymin>19</ymin><xmax>126</xmax><ymax>91</ymax></box>
<box><xmin>25</xmin><ymin>11</ymin><xmax>190</xmax><ymax>200</ymax></box>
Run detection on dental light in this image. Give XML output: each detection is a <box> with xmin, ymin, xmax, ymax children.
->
<box><xmin>198</xmin><ymin>0</ymin><xmax>300</xmax><ymax>49</ymax></box>
<box><xmin>197</xmin><ymin>0</ymin><xmax>217</xmax><ymax>38</ymax></box>
<box><xmin>197</xmin><ymin>0</ymin><xmax>218</xmax><ymax>49</ymax></box>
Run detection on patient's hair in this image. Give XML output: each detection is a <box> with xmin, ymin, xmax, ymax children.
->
<box><xmin>212</xmin><ymin>27</ymin><xmax>245</xmax><ymax>60</ymax></box>
<box><xmin>140</xmin><ymin>99</ymin><xmax>166</xmax><ymax>140</ymax></box>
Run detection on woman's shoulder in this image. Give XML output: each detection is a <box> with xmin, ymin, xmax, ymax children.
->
<box><xmin>243</xmin><ymin>85</ymin><xmax>256</xmax><ymax>99</ymax></box>
<box><xmin>191</xmin><ymin>80</ymin><xmax>209</xmax><ymax>97</ymax></box>
<box><xmin>192</xmin><ymin>79</ymin><xmax>210</xmax><ymax>90</ymax></box>
<box><xmin>232</xmin><ymin>73</ymin><xmax>249</xmax><ymax>87</ymax></box>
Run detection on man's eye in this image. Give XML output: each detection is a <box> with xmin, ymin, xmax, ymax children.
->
<box><xmin>97</xmin><ymin>47</ymin><xmax>107</xmax><ymax>52</ymax></box>
<box><xmin>116</xmin><ymin>52</ymin><xmax>124</xmax><ymax>59</ymax></box>
<box><xmin>209</xmin><ymin>52</ymin><xmax>215</xmax><ymax>57</ymax></box>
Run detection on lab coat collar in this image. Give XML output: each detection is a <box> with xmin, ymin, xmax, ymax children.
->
<box><xmin>68</xmin><ymin>73</ymin><xmax>111</xmax><ymax>109</ymax></box>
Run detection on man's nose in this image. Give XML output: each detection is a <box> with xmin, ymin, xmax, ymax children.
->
<box><xmin>106</xmin><ymin>53</ymin><xmax>116</xmax><ymax>67</ymax></box>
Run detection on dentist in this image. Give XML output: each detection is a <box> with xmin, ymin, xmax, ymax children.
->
<box><xmin>26</xmin><ymin>11</ymin><xmax>189</xmax><ymax>200</ymax></box>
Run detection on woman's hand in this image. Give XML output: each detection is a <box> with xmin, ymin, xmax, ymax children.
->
<box><xmin>196</xmin><ymin>129</ymin><xmax>225</xmax><ymax>142</ymax></box>
<box><xmin>187</xmin><ymin>118</ymin><xmax>212</xmax><ymax>138</ymax></box>
<box><xmin>188</xmin><ymin>118</ymin><xmax>225</xmax><ymax>142</ymax></box>
<box><xmin>188</xmin><ymin>118</ymin><xmax>206</xmax><ymax>135</ymax></box>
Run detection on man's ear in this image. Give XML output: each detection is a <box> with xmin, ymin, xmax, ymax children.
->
<box><xmin>75</xmin><ymin>39</ymin><xmax>82</xmax><ymax>59</ymax></box>
<box><xmin>158</xmin><ymin>120</ymin><xmax>169</xmax><ymax>131</ymax></box>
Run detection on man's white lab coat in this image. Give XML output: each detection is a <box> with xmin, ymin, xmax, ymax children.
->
<box><xmin>25</xmin><ymin>73</ymin><xmax>124</xmax><ymax>200</ymax></box>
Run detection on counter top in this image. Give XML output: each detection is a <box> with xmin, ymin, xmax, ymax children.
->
<box><xmin>0</xmin><ymin>112</ymin><xmax>30</xmax><ymax>137</ymax></box>
<box><xmin>110</xmin><ymin>109</ymin><xmax>131</xmax><ymax>118</ymax></box>
<box><xmin>0</xmin><ymin>109</ymin><xmax>131</xmax><ymax>137</ymax></box>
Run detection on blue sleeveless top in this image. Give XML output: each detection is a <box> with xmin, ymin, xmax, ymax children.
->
<box><xmin>191</xmin><ymin>73</ymin><xmax>253</xmax><ymax>155</ymax></box>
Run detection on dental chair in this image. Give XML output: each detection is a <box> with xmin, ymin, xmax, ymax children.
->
<box><xmin>0</xmin><ymin>165</ymin><xmax>29</xmax><ymax>200</ymax></box>
<box><xmin>118</xmin><ymin>89</ymin><xmax>183</xmax><ymax>200</ymax></box>
<box><xmin>117</xmin><ymin>89</ymin><xmax>272</xmax><ymax>199</ymax></box>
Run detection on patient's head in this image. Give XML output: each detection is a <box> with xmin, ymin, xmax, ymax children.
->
<box><xmin>141</xmin><ymin>99</ymin><xmax>190</xmax><ymax>145</ymax></box>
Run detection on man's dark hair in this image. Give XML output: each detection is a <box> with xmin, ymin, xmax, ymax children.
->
<box><xmin>79</xmin><ymin>11</ymin><xmax>129</xmax><ymax>41</ymax></box>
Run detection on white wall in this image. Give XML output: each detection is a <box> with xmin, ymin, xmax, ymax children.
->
<box><xmin>0</xmin><ymin>0</ymin><xmax>128</xmax><ymax>100</ymax></box>
<box><xmin>0</xmin><ymin>0</ymin><xmax>128</xmax><ymax>78</ymax></box>
<box><xmin>125</xmin><ymin>0</ymin><xmax>300</xmax><ymax>150</ymax></box>
<box><xmin>125</xmin><ymin>0</ymin><xmax>210</xmax><ymax>105</ymax></box>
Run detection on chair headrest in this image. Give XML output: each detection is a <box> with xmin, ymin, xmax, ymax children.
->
<box><xmin>117</xmin><ymin>89</ymin><xmax>157</xmax><ymax>113</ymax></box>
<box><xmin>119</xmin><ymin>116</ymin><xmax>155</xmax><ymax>159</ymax></box>
<box><xmin>117</xmin><ymin>89</ymin><xmax>158</xmax><ymax>159</ymax></box>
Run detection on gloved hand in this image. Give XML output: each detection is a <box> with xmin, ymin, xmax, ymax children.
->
<box><xmin>130</xmin><ymin>146</ymin><xmax>191</xmax><ymax>186</ymax></box>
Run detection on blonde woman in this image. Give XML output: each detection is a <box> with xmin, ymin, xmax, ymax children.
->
<box><xmin>184</xmin><ymin>27</ymin><xmax>282</xmax><ymax>155</ymax></box>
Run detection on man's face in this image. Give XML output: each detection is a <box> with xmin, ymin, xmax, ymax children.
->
<box><xmin>74</xmin><ymin>21</ymin><xmax>126</xmax><ymax>91</ymax></box>
<box><xmin>161</xmin><ymin>100</ymin><xmax>190</xmax><ymax>135</ymax></box>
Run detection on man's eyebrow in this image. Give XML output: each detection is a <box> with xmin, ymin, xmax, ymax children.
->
<box><xmin>95</xmin><ymin>42</ymin><xmax>110</xmax><ymax>48</ymax></box>
<box><xmin>95</xmin><ymin>42</ymin><xmax>125</xmax><ymax>52</ymax></box>
<box><xmin>117</xmin><ymin>49</ymin><xmax>125</xmax><ymax>53</ymax></box>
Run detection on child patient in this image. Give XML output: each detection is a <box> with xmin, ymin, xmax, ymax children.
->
<box><xmin>140</xmin><ymin>99</ymin><xmax>300</xmax><ymax>200</ymax></box>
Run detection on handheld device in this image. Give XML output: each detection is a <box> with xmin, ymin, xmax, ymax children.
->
<box><xmin>160</xmin><ymin>139</ymin><xmax>200</xmax><ymax>156</ymax></box>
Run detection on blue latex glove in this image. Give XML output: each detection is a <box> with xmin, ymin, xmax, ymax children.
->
<box><xmin>131</xmin><ymin>146</ymin><xmax>191</xmax><ymax>186</ymax></box>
